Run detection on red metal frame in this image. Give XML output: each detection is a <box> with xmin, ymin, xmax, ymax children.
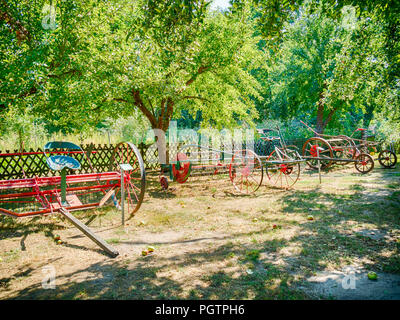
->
<box><xmin>0</xmin><ymin>172</ymin><xmax>122</xmax><ymax>218</ymax></box>
<box><xmin>0</xmin><ymin>150</ymin><xmax>99</xmax><ymax>157</ymax></box>
<box><xmin>1</xmin><ymin>141</ymin><xmax>146</xmax><ymax>219</ymax></box>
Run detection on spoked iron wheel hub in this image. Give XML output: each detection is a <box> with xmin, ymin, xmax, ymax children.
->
<box><xmin>229</xmin><ymin>150</ymin><xmax>263</xmax><ymax>194</ymax></box>
<box><xmin>279</xmin><ymin>164</ymin><xmax>293</xmax><ymax>175</ymax></box>
<box><xmin>378</xmin><ymin>150</ymin><xmax>397</xmax><ymax>168</ymax></box>
<box><xmin>266</xmin><ymin>150</ymin><xmax>300</xmax><ymax>189</ymax></box>
<box><xmin>354</xmin><ymin>153</ymin><xmax>374</xmax><ymax>174</ymax></box>
<box><xmin>302</xmin><ymin>137</ymin><xmax>334</xmax><ymax>170</ymax></box>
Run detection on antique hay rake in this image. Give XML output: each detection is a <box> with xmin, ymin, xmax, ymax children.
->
<box><xmin>255</xmin><ymin>126</ymin><xmax>305</xmax><ymax>190</ymax></box>
<box><xmin>300</xmin><ymin>121</ymin><xmax>378</xmax><ymax>173</ymax></box>
<box><xmin>159</xmin><ymin>126</ymin><xmax>307</xmax><ymax>193</ymax></box>
<box><xmin>348</xmin><ymin>127</ymin><xmax>397</xmax><ymax>169</ymax></box>
<box><xmin>159</xmin><ymin>144</ymin><xmax>264</xmax><ymax>194</ymax></box>
<box><xmin>0</xmin><ymin>141</ymin><xmax>146</xmax><ymax>257</ymax></box>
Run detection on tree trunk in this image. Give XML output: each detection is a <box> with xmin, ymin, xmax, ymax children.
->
<box><xmin>131</xmin><ymin>89</ymin><xmax>173</xmax><ymax>164</ymax></box>
<box><xmin>315</xmin><ymin>86</ymin><xmax>339</xmax><ymax>134</ymax></box>
<box><xmin>316</xmin><ymin>102</ymin><xmax>325</xmax><ymax>134</ymax></box>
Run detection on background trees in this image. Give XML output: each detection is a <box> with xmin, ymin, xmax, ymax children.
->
<box><xmin>0</xmin><ymin>0</ymin><xmax>399</xmax><ymax>146</ymax></box>
<box><xmin>0</xmin><ymin>0</ymin><xmax>99</xmax><ymax>137</ymax></box>
<box><xmin>256</xmin><ymin>4</ymin><xmax>389</xmax><ymax>133</ymax></box>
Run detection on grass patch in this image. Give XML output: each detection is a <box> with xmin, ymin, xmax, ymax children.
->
<box><xmin>1</xmin><ymin>166</ymin><xmax>400</xmax><ymax>300</ymax></box>
<box><xmin>106</xmin><ymin>238</ymin><xmax>120</xmax><ymax>244</ymax></box>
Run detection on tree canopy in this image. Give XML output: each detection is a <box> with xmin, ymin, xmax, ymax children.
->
<box><xmin>70</xmin><ymin>0</ymin><xmax>264</xmax><ymax>131</ymax></box>
<box><xmin>0</xmin><ymin>0</ymin><xmax>399</xmax><ymax>144</ymax></box>
<box><xmin>256</xmin><ymin>3</ymin><xmax>389</xmax><ymax>132</ymax></box>
<box><xmin>1</xmin><ymin>0</ymin><xmax>264</xmax><ymax>134</ymax></box>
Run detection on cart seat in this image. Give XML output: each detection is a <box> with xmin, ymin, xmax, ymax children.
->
<box><xmin>46</xmin><ymin>155</ymin><xmax>81</xmax><ymax>171</ymax></box>
<box><xmin>44</xmin><ymin>141</ymin><xmax>82</xmax><ymax>172</ymax></box>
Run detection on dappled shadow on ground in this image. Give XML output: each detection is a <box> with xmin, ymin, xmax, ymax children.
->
<box><xmin>278</xmin><ymin>179</ymin><xmax>400</xmax><ymax>274</ymax></box>
<box><xmin>1</xmin><ymin>163</ymin><xmax>399</xmax><ymax>300</ymax></box>
<box><xmin>6</xmin><ymin>197</ymin><xmax>399</xmax><ymax>300</ymax></box>
<box><xmin>0</xmin><ymin>257</ymin><xmax>62</xmax><ymax>291</ymax></box>
<box><xmin>5</xmin><ymin>237</ymin><xmax>308</xmax><ymax>300</ymax></box>
<box><xmin>0</xmin><ymin>209</ymin><xmax>122</xmax><ymax>256</ymax></box>
<box><xmin>0</xmin><ymin>216</ymin><xmax>64</xmax><ymax>242</ymax></box>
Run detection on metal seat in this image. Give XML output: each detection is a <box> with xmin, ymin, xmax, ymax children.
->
<box><xmin>46</xmin><ymin>155</ymin><xmax>81</xmax><ymax>171</ymax></box>
<box><xmin>43</xmin><ymin>141</ymin><xmax>83</xmax><ymax>206</ymax></box>
<box><xmin>44</xmin><ymin>141</ymin><xmax>82</xmax><ymax>172</ymax></box>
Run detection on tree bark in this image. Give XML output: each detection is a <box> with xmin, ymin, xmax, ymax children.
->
<box><xmin>132</xmin><ymin>89</ymin><xmax>157</xmax><ymax>129</ymax></box>
<box><xmin>316</xmin><ymin>100</ymin><xmax>324</xmax><ymax>134</ymax></box>
<box><xmin>315</xmin><ymin>100</ymin><xmax>339</xmax><ymax>134</ymax></box>
<box><xmin>0</xmin><ymin>0</ymin><xmax>31</xmax><ymax>42</ymax></box>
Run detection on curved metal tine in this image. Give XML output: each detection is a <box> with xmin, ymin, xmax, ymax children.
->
<box><xmin>276</xmin><ymin>125</ymin><xmax>288</xmax><ymax>151</ymax></box>
<box><xmin>289</xmin><ymin>148</ymin><xmax>301</xmax><ymax>160</ymax></box>
<box><xmin>300</xmin><ymin>120</ymin><xmax>320</xmax><ymax>136</ymax></box>
<box><xmin>275</xmin><ymin>147</ymin><xmax>284</xmax><ymax>161</ymax></box>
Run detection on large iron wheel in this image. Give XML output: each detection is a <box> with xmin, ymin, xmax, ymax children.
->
<box><xmin>265</xmin><ymin>150</ymin><xmax>300</xmax><ymax>189</ymax></box>
<box><xmin>355</xmin><ymin>153</ymin><xmax>374</xmax><ymax>174</ymax></box>
<box><xmin>378</xmin><ymin>150</ymin><xmax>397</xmax><ymax>168</ymax></box>
<box><xmin>302</xmin><ymin>137</ymin><xmax>334</xmax><ymax>170</ymax></box>
<box><xmin>229</xmin><ymin>149</ymin><xmax>263</xmax><ymax>194</ymax></box>
<box><xmin>110</xmin><ymin>142</ymin><xmax>146</xmax><ymax>216</ymax></box>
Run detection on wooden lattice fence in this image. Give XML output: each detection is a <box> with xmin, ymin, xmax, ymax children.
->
<box><xmin>0</xmin><ymin>144</ymin><xmax>116</xmax><ymax>180</ymax></box>
<box><xmin>0</xmin><ymin>142</ymin><xmax>194</xmax><ymax>180</ymax></box>
<box><xmin>0</xmin><ymin>138</ymin><xmax>311</xmax><ymax>180</ymax></box>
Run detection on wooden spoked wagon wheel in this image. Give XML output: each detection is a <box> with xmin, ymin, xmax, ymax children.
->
<box><xmin>265</xmin><ymin>149</ymin><xmax>300</xmax><ymax>189</ymax></box>
<box><xmin>330</xmin><ymin>136</ymin><xmax>356</xmax><ymax>165</ymax></box>
<box><xmin>302</xmin><ymin>137</ymin><xmax>334</xmax><ymax>169</ymax></box>
<box><xmin>229</xmin><ymin>150</ymin><xmax>263</xmax><ymax>194</ymax></box>
<box><xmin>378</xmin><ymin>150</ymin><xmax>397</xmax><ymax>168</ymax></box>
<box><xmin>109</xmin><ymin>142</ymin><xmax>146</xmax><ymax>216</ymax></box>
<box><xmin>354</xmin><ymin>153</ymin><xmax>374</xmax><ymax>174</ymax></box>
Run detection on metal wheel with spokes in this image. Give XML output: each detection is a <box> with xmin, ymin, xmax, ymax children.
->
<box><xmin>109</xmin><ymin>142</ymin><xmax>146</xmax><ymax>216</ymax></box>
<box><xmin>331</xmin><ymin>136</ymin><xmax>356</xmax><ymax>165</ymax></box>
<box><xmin>302</xmin><ymin>137</ymin><xmax>334</xmax><ymax>169</ymax></box>
<box><xmin>229</xmin><ymin>149</ymin><xmax>263</xmax><ymax>194</ymax></box>
<box><xmin>266</xmin><ymin>150</ymin><xmax>300</xmax><ymax>189</ymax></box>
<box><xmin>354</xmin><ymin>153</ymin><xmax>374</xmax><ymax>174</ymax></box>
<box><xmin>378</xmin><ymin>150</ymin><xmax>397</xmax><ymax>168</ymax></box>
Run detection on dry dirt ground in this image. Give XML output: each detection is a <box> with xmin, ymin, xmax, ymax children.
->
<box><xmin>0</xmin><ymin>162</ymin><xmax>399</xmax><ymax>300</ymax></box>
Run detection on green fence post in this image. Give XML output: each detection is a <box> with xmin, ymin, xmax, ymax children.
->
<box><xmin>61</xmin><ymin>167</ymin><xmax>67</xmax><ymax>205</ymax></box>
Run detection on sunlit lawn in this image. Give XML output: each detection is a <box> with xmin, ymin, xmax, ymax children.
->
<box><xmin>0</xmin><ymin>161</ymin><xmax>399</xmax><ymax>299</ymax></box>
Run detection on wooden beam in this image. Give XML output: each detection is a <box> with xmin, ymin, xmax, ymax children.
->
<box><xmin>59</xmin><ymin>207</ymin><xmax>119</xmax><ymax>258</ymax></box>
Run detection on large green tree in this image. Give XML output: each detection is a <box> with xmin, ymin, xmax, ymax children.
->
<box><xmin>0</xmin><ymin>0</ymin><xmax>101</xmax><ymax>133</ymax></box>
<box><xmin>66</xmin><ymin>0</ymin><xmax>264</xmax><ymax>131</ymax></box>
<box><xmin>1</xmin><ymin>0</ymin><xmax>265</xmax><ymax>135</ymax></box>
